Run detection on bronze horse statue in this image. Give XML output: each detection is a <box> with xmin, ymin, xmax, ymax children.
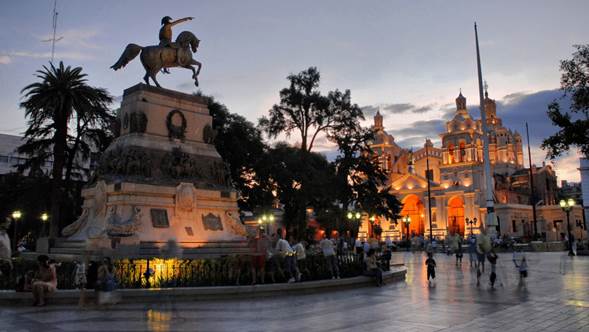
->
<box><xmin>111</xmin><ymin>31</ymin><xmax>201</xmax><ymax>87</ymax></box>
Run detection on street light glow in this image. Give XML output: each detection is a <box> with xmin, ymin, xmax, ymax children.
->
<box><xmin>11</xmin><ymin>210</ymin><xmax>22</xmax><ymax>220</ymax></box>
<box><xmin>40</xmin><ymin>212</ymin><xmax>49</xmax><ymax>222</ymax></box>
<box><xmin>567</xmin><ymin>198</ymin><xmax>575</xmax><ymax>207</ymax></box>
<box><xmin>347</xmin><ymin>212</ymin><xmax>353</xmax><ymax>220</ymax></box>
<box><xmin>355</xmin><ymin>212</ymin><xmax>361</xmax><ymax>219</ymax></box>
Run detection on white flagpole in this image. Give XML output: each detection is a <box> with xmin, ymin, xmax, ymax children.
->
<box><xmin>475</xmin><ymin>22</ymin><xmax>496</xmax><ymax>233</ymax></box>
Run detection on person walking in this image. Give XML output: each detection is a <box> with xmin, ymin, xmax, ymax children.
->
<box><xmin>468</xmin><ymin>235</ymin><xmax>476</xmax><ymax>268</ymax></box>
<box><xmin>275</xmin><ymin>229</ymin><xmax>297</xmax><ymax>283</ymax></box>
<box><xmin>487</xmin><ymin>250</ymin><xmax>498</xmax><ymax>288</ymax></box>
<box><xmin>425</xmin><ymin>252</ymin><xmax>436</xmax><ymax>286</ymax></box>
<box><xmin>513</xmin><ymin>249</ymin><xmax>528</xmax><ymax>285</ymax></box>
<box><xmin>320</xmin><ymin>233</ymin><xmax>340</xmax><ymax>279</ymax></box>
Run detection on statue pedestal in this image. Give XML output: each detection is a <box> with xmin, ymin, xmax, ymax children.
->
<box><xmin>58</xmin><ymin>84</ymin><xmax>247</xmax><ymax>258</ymax></box>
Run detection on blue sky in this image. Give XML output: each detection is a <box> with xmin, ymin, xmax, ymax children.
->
<box><xmin>1</xmin><ymin>1</ymin><xmax>588</xmax><ymax>181</ymax></box>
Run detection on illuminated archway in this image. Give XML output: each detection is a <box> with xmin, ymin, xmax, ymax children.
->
<box><xmin>447</xmin><ymin>196</ymin><xmax>465</xmax><ymax>236</ymax></box>
<box><xmin>401</xmin><ymin>194</ymin><xmax>425</xmax><ymax>237</ymax></box>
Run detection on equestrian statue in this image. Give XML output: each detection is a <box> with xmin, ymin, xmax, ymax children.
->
<box><xmin>111</xmin><ymin>16</ymin><xmax>202</xmax><ymax>87</ymax></box>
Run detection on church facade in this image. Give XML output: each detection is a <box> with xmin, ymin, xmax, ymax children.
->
<box><xmin>360</xmin><ymin>91</ymin><xmax>584</xmax><ymax>241</ymax></box>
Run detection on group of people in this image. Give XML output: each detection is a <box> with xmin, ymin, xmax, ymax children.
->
<box><xmin>425</xmin><ymin>227</ymin><xmax>529</xmax><ymax>288</ymax></box>
<box><xmin>27</xmin><ymin>255</ymin><xmax>118</xmax><ymax>306</ymax></box>
<box><xmin>247</xmin><ymin>228</ymin><xmax>346</xmax><ymax>285</ymax></box>
<box><xmin>245</xmin><ymin>229</ymin><xmax>391</xmax><ymax>286</ymax></box>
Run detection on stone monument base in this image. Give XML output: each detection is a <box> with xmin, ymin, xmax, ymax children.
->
<box><xmin>57</xmin><ymin>84</ymin><xmax>248</xmax><ymax>258</ymax></box>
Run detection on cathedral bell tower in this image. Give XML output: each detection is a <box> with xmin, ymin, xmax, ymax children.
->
<box><xmin>374</xmin><ymin>110</ymin><xmax>384</xmax><ymax>130</ymax></box>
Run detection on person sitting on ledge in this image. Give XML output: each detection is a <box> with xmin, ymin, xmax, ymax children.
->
<box><xmin>31</xmin><ymin>255</ymin><xmax>57</xmax><ymax>306</ymax></box>
<box><xmin>365</xmin><ymin>249</ymin><xmax>383</xmax><ymax>286</ymax></box>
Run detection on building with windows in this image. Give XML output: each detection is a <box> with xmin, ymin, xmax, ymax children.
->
<box><xmin>360</xmin><ymin>91</ymin><xmax>584</xmax><ymax>241</ymax></box>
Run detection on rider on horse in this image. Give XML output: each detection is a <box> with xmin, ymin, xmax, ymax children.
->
<box><xmin>159</xmin><ymin>16</ymin><xmax>193</xmax><ymax>73</ymax></box>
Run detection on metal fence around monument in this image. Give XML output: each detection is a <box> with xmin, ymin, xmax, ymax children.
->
<box><xmin>0</xmin><ymin>253</ymin><xmax>363</xmax><ymax>290</ymax></box>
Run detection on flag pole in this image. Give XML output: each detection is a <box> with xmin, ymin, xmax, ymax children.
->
<box><xmin>475</xmin><ymin>22</ymin><xmax>496</xmax><ymax>234</ymax></box>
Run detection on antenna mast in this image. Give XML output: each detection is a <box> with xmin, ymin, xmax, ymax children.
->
<box><xmin>42</xmin><ymin>0</ymin><xmax>62</xmax><ymax>63</ymax></box>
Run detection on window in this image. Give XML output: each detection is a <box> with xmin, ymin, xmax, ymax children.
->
<box><xmin>512</xmin><ymin>220</ymin><xmax>517</xmax><ymax>233</ymax></box>
<box><xmin>151</xmin><ymin>209</ymin><xmax>170</xmax><ymax>228</ymax></box>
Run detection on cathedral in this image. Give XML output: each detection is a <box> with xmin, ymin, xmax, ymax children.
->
<box><xmin>360</xmin><ymin>90</ymin><xmax>584</xmax><ymax>241</ymax></box>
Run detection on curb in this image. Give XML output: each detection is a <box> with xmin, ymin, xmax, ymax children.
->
<box><xmin>0</xmin><ymin>266</ymin><xmax>406</xmax><ymax>305</ymax></box>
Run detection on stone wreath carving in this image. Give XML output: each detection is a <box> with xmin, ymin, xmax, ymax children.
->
<box><xmin>166</xmin><ymin>109</ymin><xmax>187</xmax><ymax>140</ymax></box>
<box><xmin>129</xmin><ymin>111</ymin><xmax>148</xmax><ymax>133</ymax></box>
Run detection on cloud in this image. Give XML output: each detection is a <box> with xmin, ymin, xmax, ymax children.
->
<box><xmin>37</xmin><ymin>28</ymin><xmax>101</xmax><ymax>50</ymax></box>
<box><xmin>361</xmin><ymin>105</ymin><xmax>379</xmax><ymax>117</ymax></box>
<box><xmin>1</xmin><ymin>50</ymin><xmax>95</xmax><ymax>61</ymax></box>
<box><xmin>387</xmin><ymin>119</ymin><xmax>446</xmax><ymax>137</ymax></box>
<box><xmin>0</xmin><ymin>55</ymin><xmax>10</xmax><ymax>64</ymax></box>
<box><xmin>382</xmin><ymin>103</ymin><xmax>414</xmax><ymax>113</ymax></box>
<box><xmin>361</xmin><ymin>102</ymin><xmax>434</xmax><ymax>117</ymax></box>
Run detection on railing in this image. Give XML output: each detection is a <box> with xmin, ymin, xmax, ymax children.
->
<box><xmin>1</xmin><ymin>253</ymin><xmax>363</xmax><ymax>290</ymax></box>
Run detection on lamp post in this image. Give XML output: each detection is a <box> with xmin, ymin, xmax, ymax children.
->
<box><xmin>40</xmin><ymin>212</ymin><xmax>49</xmax><ymax>237</ymax></box>
<box><xmin>559</xmin><ymin>198</ymin><xmax>575</xmax><ymax>255</ymax></box>
<box><xmin>257</xmin><ymin>213</ymin><xmax>275</xmax><ymax>235</ymax></box>
<box><xmin>11</xmin><ymin>210</ymin><xmax>22</xmax><ymax>252</ymax></box>
<box><xmin>403</xmin><ymin>215</ymin><xmax>411</xmax><ymax>251</ymax></box>
<box><xmin>466</xmin><ymin>217</ymin><xmax>478</xmax><ymax>236</ymax></box>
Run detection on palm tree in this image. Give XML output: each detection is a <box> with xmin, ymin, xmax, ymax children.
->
<box><xmin>20</xmin><ymin>62</ymin><xmax>113</xmax><ymax>240</ymax></box>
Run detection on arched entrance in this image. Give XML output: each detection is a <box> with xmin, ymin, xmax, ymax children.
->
<box><xmin>401</xmin><ymin>194</ymin><xmax>425</xmax><ymax>237</ymax></box>
<box><xmin>447</xmin><ymin>196</ymin><xmax>465</xmax><ymax>236</ymax></box>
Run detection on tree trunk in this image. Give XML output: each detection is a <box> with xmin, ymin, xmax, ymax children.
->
<box><xmin>49</xmin><ymin>113</ymin><xmax>68</xmax><ymax>240</ymax></box>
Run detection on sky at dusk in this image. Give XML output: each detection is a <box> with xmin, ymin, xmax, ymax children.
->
<box><xmin>1</xmin><ymin>0</ymin><xmax>588</xmax><ymax>182</ymax></box>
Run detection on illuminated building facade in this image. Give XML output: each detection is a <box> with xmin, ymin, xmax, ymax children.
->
<box><xmin>360</xmin><ymin>91</ymin><xmax>581</xmax><ymax>241</ymax></box>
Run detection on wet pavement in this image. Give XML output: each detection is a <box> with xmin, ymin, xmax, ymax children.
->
<box><xmin>1</xmin><ymin>251</ymin><xmax>588</xmax><ymax>331</ymax></box>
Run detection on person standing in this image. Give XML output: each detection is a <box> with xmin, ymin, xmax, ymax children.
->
<box><xmin>468</xmin><ymin>235</ymin><xmax>477</xmax><ymax>268</ymax></box>
<box><xmin>97</xmin><ymin>257</ymin><xmax>119</xmax><ymax>305</ymax></box>
<box><xmin>73</xmin><ymin>259</ymin><xmax>87</xmax><ymax>306</ymax></box>
<box><xmin>275</xmin><ymin>229</ymin><xmax>297</xmax><ymax>283</ymax></box>
<box><xmin>454</xmin><ymin>233</ymin><xmax>463</xmax><ymax>266</ymax></box>
<box><xmin>292</xmin><ymin>238</ymin><xmax>307</xmax><ymax>281</ymax></box>
<box><xmin>476</xmin><ymin>227</ymin><xmax>491</xmax><ymax>273</ymax></box>
<box><xmin>320</xmin><ymin>233</ymin><xmax>340</xmax><ymax>279</ymax></box>
<box><xmin>425</xmin><ymin>252</ymin><xmax>436</xmax><ymax>286</ymax></box>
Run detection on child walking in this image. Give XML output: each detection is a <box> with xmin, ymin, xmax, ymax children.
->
<box><xmin>425</xmin><ymin>252</ymin><xmax>436</xmax><ymax>286</ymax></box>
<box><xmin>487</xmin><ymin>250</ymin><xmax>498</xmax><ymax>288</ymax></box>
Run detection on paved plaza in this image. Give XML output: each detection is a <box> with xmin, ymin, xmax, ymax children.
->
<box><xmin>1</xmin><ymin>252</ymin><xmax>588</xmax><ymax>332</ymax></box>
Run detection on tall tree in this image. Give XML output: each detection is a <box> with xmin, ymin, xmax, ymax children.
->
<box><xmin>542</xmin><ymin>44</ymin><xmax>589</xmax><ymax>158</ymax></box>
<box><xmin>20</xmin><ymin>62</ymin><xmax>113</xmax><ymax>239</ymax></box>
<box><xmin>333</xmin><ymin>127</ymin><xmax>401</xmax><ymax>222</ymax></box>
<box><xmin>259</xmin><ymin>67</ymin><xmax>364</xmax><ymax>153</ymax></box>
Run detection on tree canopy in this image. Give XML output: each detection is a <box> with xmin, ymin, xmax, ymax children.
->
<box><xmin>19</xmin><ymin>62</ymin><xmax>113</xmax><ymax>238</ymax></box>
<box><xmin>259</xmin><ymin>67</ymin><xmax>364</xmax><ymax>153</ymax></box>
<box><xmin>542</xmin><ymin>44</ymin><xmax>589</xmax><ymax>159</ymax></box>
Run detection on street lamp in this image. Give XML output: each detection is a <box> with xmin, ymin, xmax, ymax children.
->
<box><xmin>559</xmin><ymin>198</ymin><xmax>575</xmax><ymax>255</ymax></box>
<box><xmin>403</xmin><ymin>215</ymin><xmax>411</xmax><ymax>251</ymax></box>
<box><xmin>257</xmin><ymin>213</ymin><xmax>275</xmax><ymax>234</ymax></box>
<box><xmin>11</xmin><ymin>210</ymin><xmax>22</xmax><ymax>252</ymax></box>
<box><xmin>466</xmin><ymin>217</ymin><xmax>478</xmax><ymax>236</ymax></box>
<box><xmin>40</xmin><ymin>212</ymin><xmax>49</xmax><ymax>236</ymax></box>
